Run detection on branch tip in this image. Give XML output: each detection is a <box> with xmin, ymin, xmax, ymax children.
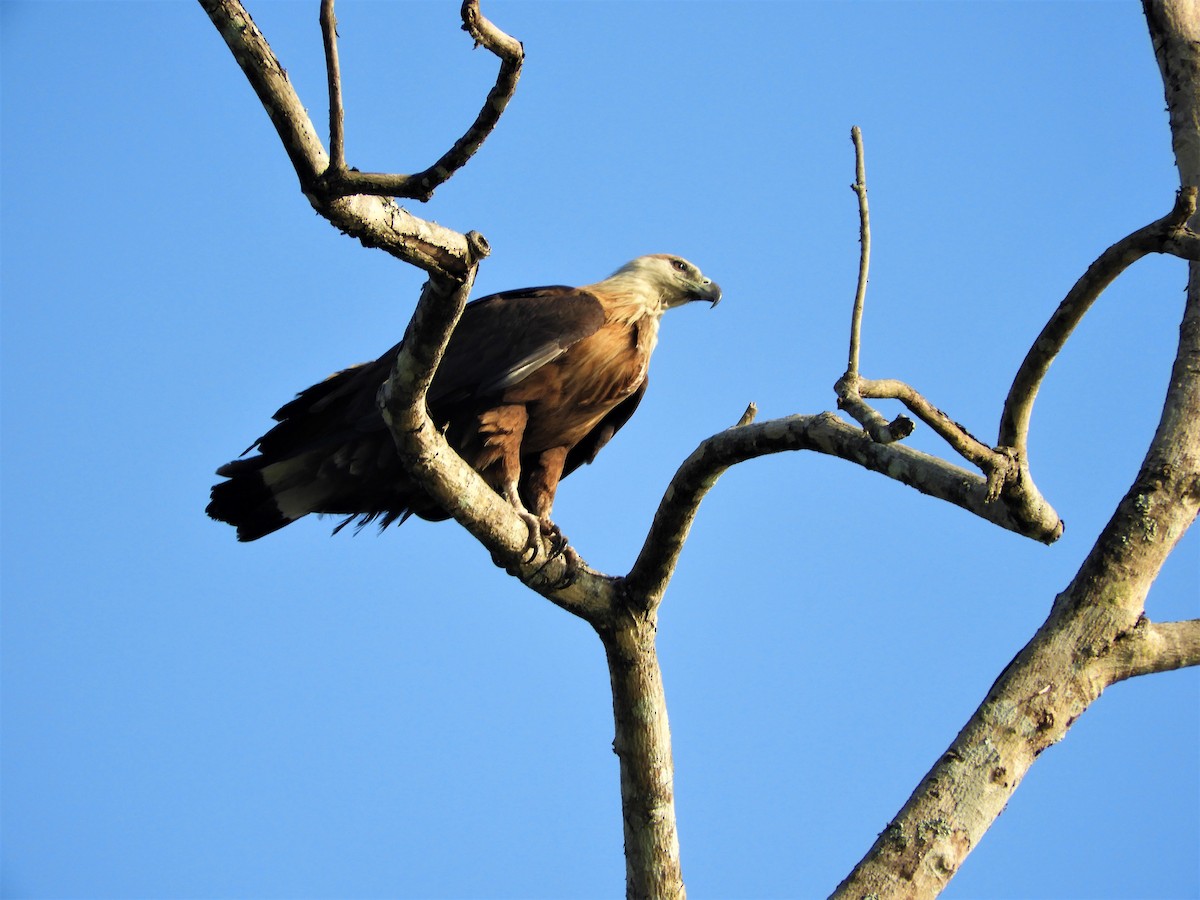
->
<box><xmin>465</xmin><ymin>230</ymin><xmax>491</xmax><ymax>263</ymax></box>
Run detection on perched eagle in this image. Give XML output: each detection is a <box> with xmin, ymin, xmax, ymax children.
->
<box><xmin>207</xmin><ymin>254</ymin><xmax>721</xmax><ymax>542</ymax></box>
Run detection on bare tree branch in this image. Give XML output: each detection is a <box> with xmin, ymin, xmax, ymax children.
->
<box><xmin>834</xmin><ymin>8</ymin><xmax>1200</xmax><ymax>893</ymax></box>
<box><xmin>626</xmin><ymin>412</ymin><xmax>1064</xmax><ymax>606</ymax></box>
<box><xmin>846</xmin><ymin>126</ymin><xmax>870</xmax><ymax>381</ymax></box>
<box><xmin>319</xmin><ymin>0</ymin><xmax>346</xmax><ymax>174</ymax></box>
<box><xmin>837</xmin><ymin>127</ymin><xmax>915</xmax><ymax>445</ymax></box>
<box><xmin>830</xmin><ymin>128</ymin><xmax>1058</xmax><ymax>522</ymax></box>
<box><xmin>857</xmin><ymin>378</ymin><xmax>1000</xmax><ymax>474</ymax></box>
<box><xmin>833</xmin><ymin>267</ymin><xmax>1200</xmax><ymax>899</ymax></box>
<box><xmin>998</xmin><ymin>187</ymin><xmax>1199</xmax><ymax>456</ymax></box>
<box><xmin>314</xmin><ymin>0</ymin><xmax>525</xmax><ymax>202</ymax></box>
<box><xmin>200</xmin><ymin>0</ymin><xmax>483</xmax><ymax>277</ymax></box>
<box><xmin>1102</xmin><ymin>618</ymin><xmax>1200</xmax><ymax>683</ymax></box>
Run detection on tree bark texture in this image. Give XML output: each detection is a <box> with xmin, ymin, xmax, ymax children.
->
<box><xmin>600</xmin><ymin>612</ymin><xmax>685</xmax><ymax>900</ymax></box>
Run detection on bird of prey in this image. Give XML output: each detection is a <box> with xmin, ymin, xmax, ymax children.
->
<box><xmin>207</xmin><ymin>254</ymin><xmax>720</xmax><ymax>543</ymax></box>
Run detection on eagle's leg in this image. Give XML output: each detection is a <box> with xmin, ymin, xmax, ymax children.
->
<box><xmin>519</xmin><ymin>446</ymin><xmax>582</xmax><ymax>590</ymax></box>
<box><xmin>521</xmin><ymin>446</ymin><xmax>570</xmax><ymax>546</ymax></box>
<box><xmin>476</xmin><ymin>405</ymin><xmax>542</xmax><ymax>563</ymax></box>
<box><xmin>498</xmin><ymin>473</ymin><xmax>544</xmax><ymax>566</ymax></box>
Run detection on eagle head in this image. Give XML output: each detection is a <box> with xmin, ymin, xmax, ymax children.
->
<box><xmin>610</xmin><ymin>254</ymin><xmax>722</xmax><ymax>310</ymax></box>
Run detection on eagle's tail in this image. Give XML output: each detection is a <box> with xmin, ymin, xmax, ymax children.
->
<box><xmin>207</xmin><ymin>454</ymin><xmax>334</xmax><ymax>542</ymax></box>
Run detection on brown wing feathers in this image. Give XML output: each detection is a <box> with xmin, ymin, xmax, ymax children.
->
<box><xmin>208</xmin><ymin>286</ymin><xmax>616</xmax><ymax>541</ymax></box>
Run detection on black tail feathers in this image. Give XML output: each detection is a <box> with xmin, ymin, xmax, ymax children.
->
<box><xmin>206</xmin><ymin>468</ymin><xmax>293</xmax><ymax>542</ymax></box>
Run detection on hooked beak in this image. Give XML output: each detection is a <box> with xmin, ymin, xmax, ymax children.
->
<box><xmin>691</xmin><ymin>279</ymin><xmax>722</xmax><ymax>307</ymax></box>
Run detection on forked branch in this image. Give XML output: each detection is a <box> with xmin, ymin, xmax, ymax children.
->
<box><xmin>200</xmin><ymin>0</ymin><xmax>473</xmax><ymax>276</ymax></box>
<box><xmin>833</xmin><ymin>126</ymin><xmax>1060</xmax><ymax>523</ymax></box>
<box><xmin>317</xmin><ymin>0</ymin><xmax>524</xmax><ymax>202</ymax></box>
<box><xmin>834</xmin><ymin>230</ymin><xmax>1200</xmax><ymax>899</ymax></box>
<box><xmin>1102</xmin><ymin>617</ymin><xmax>1200</xmax><ymax>683</ymax></box>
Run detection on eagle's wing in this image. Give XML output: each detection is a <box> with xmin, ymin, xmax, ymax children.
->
<box><xmin>561</xmin><ymin>378</ymin><xmax>648</xmax><ymax>478</ymax></box>
<box><xmin>226</xmin><ymin>285</ymin><xmax>607</xmax><ymax>467</ymax></box>
<box><xmin>429</xmin><ymin>286</ymin><xmax>605</xmax><ymax>408</ymax></box>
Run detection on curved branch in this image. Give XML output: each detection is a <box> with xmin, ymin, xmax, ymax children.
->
<box><xmin>998</xmin><ymin>187</ymin><xmax>1198</xmax><ymax>455</ymax></box>
<box><xmin>626</xmin><ymin>411</ymin><xmax>1064</xmax><ymax>606</ymax></box>
<box><xmin>857</xmin><ymin>378</ymin><xmax>998</xmax><ymax>472</ymax></box>
<box><xmin>315</xmin><ymin>0</ymin><xmax>524</xmax><ymax>202</ymax></box>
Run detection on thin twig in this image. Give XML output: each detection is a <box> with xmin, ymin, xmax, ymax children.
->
<box><xmin>836</xmin><ymin>127</ymin><xmax>914</xmax><ymax>445</ymax></box>
<box><xmin>858</xmin><ymin>377</ymin><xmax>999</xmax><ymax>473</ymax></box>
<box><xmin>847</xmin><ymin>125</ymin><xmax>870</xmax><ymax>379</ymax></box>
<box><xmin>320</xmin><ymin>0</ymin><xmax>346</xmax><ymax>175</ymax></box>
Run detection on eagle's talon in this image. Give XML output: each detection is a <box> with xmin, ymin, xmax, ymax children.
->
<box><xmin>548</xmin><ymin>546</ymin><xmax>582</xmax><ymax>591</ymax></box>
<box><xmin>526</xmin><ymin>543</ymin><xmax>581</xmax><ymax>591</ymax></box>
<box><xmin>539</xmin><ymin>518</ymin><xmax>569</xmax><ymax>559</ymax></box>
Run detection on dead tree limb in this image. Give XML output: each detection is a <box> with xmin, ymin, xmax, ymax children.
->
<box><xmin>316</xmin><ymin>0</ymin><xmax>523</xmax><ymax>201</ymax></box>
<box><xmin>832</xmin><ymin>274</ymin><xmax>1200</xmax><ymax>898</ymax></box>
<box><xmin>831</xmin><ymin>3</ymin><xmax>1200</xmax><ymax>896</ymax></box>
<box><xmin>627</xmin><ymin>412</ymin><xmax>1063</xmax><ymax>607</ymax></box>
<box><xmin>199</xmin><ymin>0</ymin><xmax>490</xmax><ymax>277</ymax></box>
<box><xmin>833</xmin><ymin>125</ymin><xmax>1061</xmax><ymax>525</ymax></box>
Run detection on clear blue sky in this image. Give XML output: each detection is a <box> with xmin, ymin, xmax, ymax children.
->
<box><xmin>2</xmin><ymin>2</ymin><xmax>1197</xmax><ymax>898</ymax></box>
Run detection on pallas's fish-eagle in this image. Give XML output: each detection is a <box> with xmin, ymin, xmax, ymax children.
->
<box><xmin>207</xmin><ymin>254</ymin><xmax>721</xmax><ymax>542</ymax></box>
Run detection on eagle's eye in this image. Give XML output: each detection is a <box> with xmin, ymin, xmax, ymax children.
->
<box><xmin>670</xmin><ymin>258</ymin><xmax>688</xmax><ymax>274</ymax></box>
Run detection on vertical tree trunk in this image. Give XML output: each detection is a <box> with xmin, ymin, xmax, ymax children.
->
<box><xmin>599</xmin><ymin>610</ymin><xmax>685</xmax><ymax>900</ymax></box>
